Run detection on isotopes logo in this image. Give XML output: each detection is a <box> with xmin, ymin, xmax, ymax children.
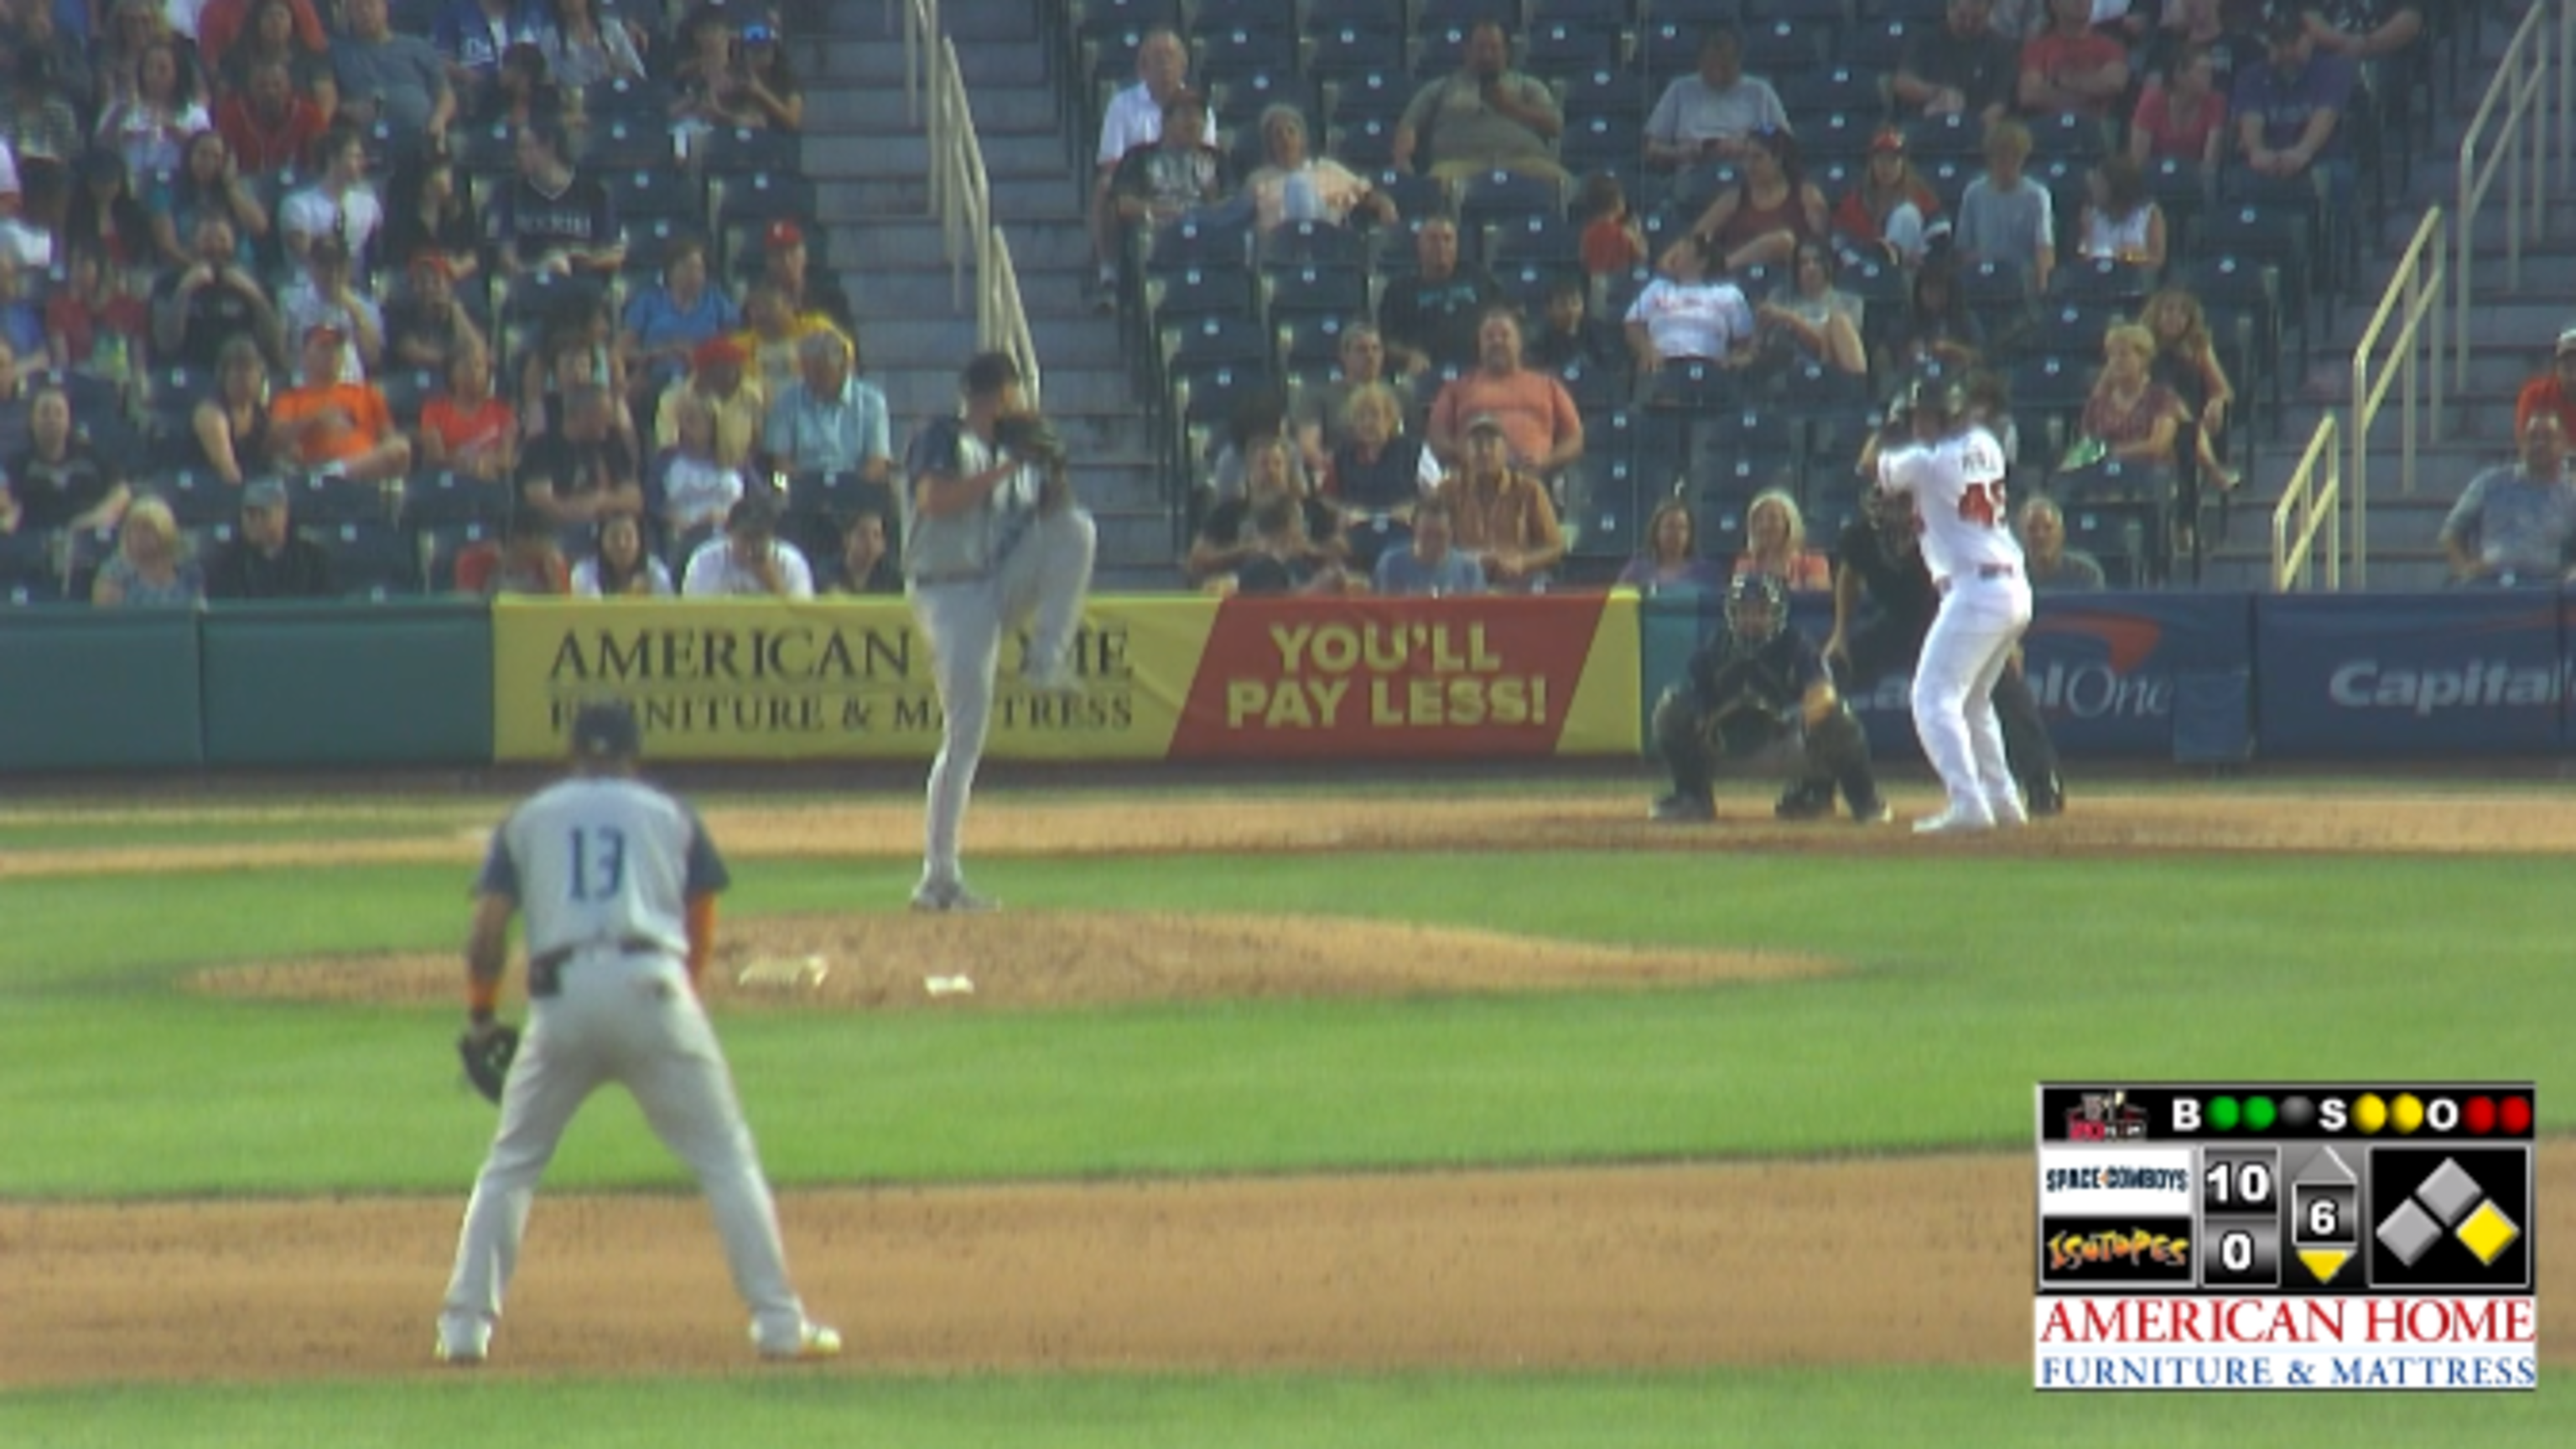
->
<box><xmin>2047</xmin><ymin>1228</ymin><xmax>2192</xmax><ymax>1272</ymax></box>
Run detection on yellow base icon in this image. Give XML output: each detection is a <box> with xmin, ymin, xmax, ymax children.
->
<box><xmin>2298</xmin><ymin>1249</ymin><xmax>2351</xmax><ymax>1285</ymax></box>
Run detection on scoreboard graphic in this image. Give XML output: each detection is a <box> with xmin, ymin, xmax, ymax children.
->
<box><xmin>2033</xmin><ymin>1083</ymin><xmax>2537</xmax><ymax>1391</ymax></box>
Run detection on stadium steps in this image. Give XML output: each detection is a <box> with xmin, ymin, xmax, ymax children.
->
<box><xmin>2211</xmin><ymin>1</ymin><xmax>2573</xmax><ymax>589</ymax></box>
<box><xmin>808</xmin><ymin>0</ymin><xmax>1172</xmax><ymax>589</ymax></box>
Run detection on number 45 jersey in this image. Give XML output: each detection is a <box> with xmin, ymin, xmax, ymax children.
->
<box><xmin>475</xmin><ymin>778</ymin><xmax>730</xmax><ymax>959</ymax></box>
<box><xmin>1875</xmin><ymin>424</ymin><xmax>2023</xmax><ymax>589</ymax></box>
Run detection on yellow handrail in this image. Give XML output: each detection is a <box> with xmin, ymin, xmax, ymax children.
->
<box><xmin>2271</xmin><ymin>413</ymin><xmax>2342</xmax><ymax>592</ymax></box>
<box><xmin>2348</xmin><ymin>209</ymin><xmax>2446</xmax><ymax>589</ymax></box>
<box><xmin>2452</xmin><ymin>0</ymin><xmax>2568</xmax><ymax>399</ymax></box>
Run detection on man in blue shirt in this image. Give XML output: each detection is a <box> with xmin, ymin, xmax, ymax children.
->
<box><xmin>2440</xmin><ymin>413</ymin><xmax>2576</xmax><ymax>587</ymax></box>
<box><xmin>1372</xmin><ymin>496</ymin><xmax>1487</xmax><ymax>595</ymax></box>
<box><xmin>2230</xmin><ymin>8</ymin><xmax>2356</xmax><ymax>205</ymax></box>
<box><xmin>761</xmin><ymin>330</ymin><xmax>891</xmax><ymax>481</ymax></box>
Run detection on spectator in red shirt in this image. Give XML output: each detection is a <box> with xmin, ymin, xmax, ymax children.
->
<box><xmin>2019</xmin><ymin>0</ymin><xmax>2132</xmax><ymax>121</ymax></box>
<box><xmin>44</xmin><ymin>245</ymin><xmax>148</xmax><ymax>378</ymax></box>
<box><xmin>2515</xmin><ymin>329</ymin><xmax>2576</xmax><ymax>442</ymax></box>
<box><xmin>2129</xmin><ymin>42</ymin><xmax>2230</xmax><ymax>172</ymax></box>
<box><xmin>197</xmin><ymin>0</ymin><xmax>330</xmax><ymax>73</ymax></box>
<box><xmin>215</xmin><ymin>56</ymin><xmax>328</xmax><ymax>176</ymax></box>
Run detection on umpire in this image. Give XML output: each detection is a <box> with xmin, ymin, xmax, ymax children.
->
<box><xmin>1820</xmin><ymin>489</ymin><xmax>2066</xmax><ymax>816</ymax></box>
<box><xmin>1650</xmin><ymin>573</ymin><xmax>1889</xmax><ymax>823</ymax></box>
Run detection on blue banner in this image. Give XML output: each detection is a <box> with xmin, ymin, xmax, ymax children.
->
<box><xmin>2256</xmin><ymin>591</ymin><xmax>2567</xmax><ymax>756</ymax></box>
<box><xmin>1841</xmin><ymin>592</ymin><xmax>2255</xmax><ymax>758</ymax></box>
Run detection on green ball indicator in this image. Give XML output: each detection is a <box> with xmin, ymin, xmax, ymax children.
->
<box><xmin>2208</xmin><ymin>1095</ymin><xmax>2241</xmax><ymax>1131</ymax></box>
<box><xmin>2246</xmin><ymin>1096</ymin><xmax>2277</xmax><ymax>1132</ymax></box>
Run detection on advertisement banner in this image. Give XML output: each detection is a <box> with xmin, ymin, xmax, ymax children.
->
<box><xmin>492</xmin><ymin>594</ymin><xmax>1641</xmax><ymax>763</ymax></box>
<box><xmin>1837</xmin><ymin>592</ymin><xmax>2255</xmax><ymax>758</ymax></box>
<box><xmin>1167</xmin><ymin>592</ymin><xmax>1639</xmax><ymax>760</ymax></box>
<box><xmin>2256</xmin><ymin>592</ymin><xmax>2565</xmax><ymax>756</ymax></box>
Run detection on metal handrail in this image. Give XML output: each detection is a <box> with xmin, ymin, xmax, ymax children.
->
<box><xmin>2271</xmin><ymin>413</ymin><xmax>2342</xmax><ymax>592</ymax></box>
<box><xmin>2348</xmin><ymin>209</ymin><xmax>2446</xmax><ymax>589</ymax></box>
<box><xmin>901</xmin><ymin>1</ymin><xmax>1043</xmax><ymax>404</ymax></box>
<box><xmin>2452</xmin><ymin>0</ymin><xmax>2568</xmax><ymax>396</ymax></box>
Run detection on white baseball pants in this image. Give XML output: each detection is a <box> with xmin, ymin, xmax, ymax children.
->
<box><xmin>1909</xmin><ymin>569</ymin><xmax>2033</xmax><ymax>821</ymax></box>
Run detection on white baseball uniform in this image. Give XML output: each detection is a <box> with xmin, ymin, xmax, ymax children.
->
<box><xmin>1875</xmin><ymin>423</ymin><xmax>2032</xmax><ymax>827</ymax></box>
<box><xmin>902</xmin><ymin>416</ymin><xmax>1098</xmax><ymax>902</ymax></box>
<box><xmin>438</xmin><ymin>776</ymin><xmax>821</xmax><ymax>1358</ymax></box>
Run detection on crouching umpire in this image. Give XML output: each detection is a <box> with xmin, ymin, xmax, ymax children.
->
<box><xmin>1649</xmin><ymin>572</ymin><xmax>1890</xmax><ymax>824</ymax></box>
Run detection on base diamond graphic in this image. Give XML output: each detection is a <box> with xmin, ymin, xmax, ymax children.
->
<box><xmin>2417</xmin><ymin>1158</ymin><xmax>2484</xmax><ymax>1226</ymax></box>
<box><xmin>2376</xmin><ymin>1199</ymin><xmax>2442</xmax><ymax>1266</ymax></box>
<box><xmin>2455</xmin><ymin>1201</ymin><xmax>2521</xmax><ymax>1266</ymax></box>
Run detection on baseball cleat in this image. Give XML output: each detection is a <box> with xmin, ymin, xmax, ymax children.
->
<box><xmin>1649</xmin><ymin>792</ymin><xmax>1716</xmax><ymax>823</ymax></box>
<box><xmin>756</xmin><ymin>1322</ymin><xmax>844</xmax><ymax>1361</ymax></box>
<box><xmin>1020</xmin><ymin>659</ymin><xmax>1084</xmax><ymax>695</ymax></box>
<box><xmin>434</xmin><ymin>1321</ymin><xmax>491</xmax><ymax>1367</ymax></box>
<box><xmin>2028</xmin><ymin>773</ymin><xmax>2065</xmax><ymax>817</ymax></box>
<box><xmin>911</xmin><ymin>880</ymin><xmax>1000</xmax><ymax>913</ymax></box>
<box><xmin>1850</xmin><ymin>798</ymin><xmax>1893</xmax><ymax>824</ymax></box>
<box><xmin>1988</xmin><ymin>792</ymin><xmax>2030</xmax><ymax>827</ymax></box>
<box><xmin>1772</xmin><ymin>783</ymin><xmax>1835</xmax><ymax>820</ymax></box>
<box><xmin>1912</xmin><ymin>806</ymin><xmax>1997</xmax><ymax>835</ymax></box>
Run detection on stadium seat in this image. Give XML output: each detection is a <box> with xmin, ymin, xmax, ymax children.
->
<box><xmin>584</xmin><ymin>118</ymin><xmax>677</xmax><ymax>171</ymax></box>
<box><xmin>1904</xmin><ymin>112</ymin><xmax>1988</xmax><ymax>164</ymax></box>
<box><xmin>402</xmin><ymin>470</ymin><xmax>517</xmax><ymax>528</ymax></box>
<box><xmin>421</xmin><ymin>522</ymin><xmax>495</xmax><ymax>593</ymax></box>
<box><xmin>160</xmin><ymin>470</ymin><xmax>236</xmax><ymax>528</ymax></box>
<box><xmin>584</xmin><ymin>76</ymin><xmax>676</xmax><ymax>125</ymax></box>
<box><xmin>1484</xmin><ymin>210</ymin><xmax>1581</xmax><ymax>272</ymax></box>
<box><xmin>324</xmin><ymin>522</ymin><xmax>425</xmax><ymax>599</ymax></box>
<box><xmin>2008</xmin><ymin>352</ymin><xmax>2096</xmax><ymax>432</ymax></box>
<box><xmin>1457</xmin><ymin>170</ymin><xmax>1566</xmax><ymax>230</ymax></box>
<box><xmin>604</xmin><ymin>168</ymin><xmax>708</xmax><ymax>229</ymax></box>
<box><xmin>1841</xmin><ymin>19</ymin><xmax>1914</xmax><ymax>75</ymax></box>
<box><xmin>1779</xmin><ymin>70</ymin><xmax>1886</xmax><ymax>125</ymax></box>
<box><xmin>2049</xmin><ymin>257</ymin><xmax>2154</xmax><ymax>309</ymax></box>
<box><xmin>1275</xmin><ymin>316</ymin><xmax>1359</xmax><ymax>381</ymax></box>
<box><xmin>1410</xmin><ymin>25</ymin><xmax>1472</xmax><ymax>81</ymax></box>
<box><xmin>1258</xmin><ymin>264</ymin><xmax>1371</xmax><ymax>329</ymax></box>
<box><xmin>1308</xmin><ymin>37</ymin><xmax>1408</xmax><ymax>91</ymax></box>
<box><xmin>0</xmin><ymin>529</ymin><xmax>58</xmax><ymax>602</ymax></box>
<box><xmin>1525</xmin><ymin>22</ymin><xmax>1622</xmax><ymax>73</ymax></box>
<box><xmin>1145</xmin><ymin>214</ymin><xmax>1254</xmax><ymax>273</ymax></box>
<box><xmin>1186</xmin><ymin>0</ymin><xmax>1286</xmax><ymax>36</ymax></box>
<box><xmin>712</xmin><ymin>173</ymin><xmax>818</xmax><ymax>229</ymax></box>
<box><xmin>1418</xmin><ymin>0</ymin><xmax>1518</xmax><ymax>29</ymax></box>
<box><xmin>288</xmin><ymin>475</ymin><xmax>401</xmax><ymax>527</ymax></box>
<box><xmin>699</xmin><ymin>127</ymin><xmax>802</xmax><ymax>177</ymax></box>
<box><xmin>1259</xmin><ymin>219</ymin><xmax>1371</xmax><ymax>272</ymax></box>
<box><xmin>1161</xmin><ymin>314</ymin><xmax>1275</xmax><ymax>380</ymax></box>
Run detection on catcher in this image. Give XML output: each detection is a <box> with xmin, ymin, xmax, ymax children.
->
<box><xmin>1649</xmin><ymin>571</ymin><xmax>1891</xmax><ymax>824</ymax></box>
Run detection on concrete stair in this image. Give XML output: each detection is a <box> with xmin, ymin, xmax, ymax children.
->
<box><xmin>2211</xmin><ymin>0</ymin><xmax>2573</xmax><ymax>589</ymax></box>
<box><xmin>807</xmin><ymin>0</ymin><xmax>1174</xmax><ymax>589</ymax></box>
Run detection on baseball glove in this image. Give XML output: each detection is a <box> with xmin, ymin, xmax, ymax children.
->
<box><xmin>993</xmin><ymin>411</ymin><xmax>1067</xmax><ymax>467</ymax></box>
<box><xmin>457</xmin><ymin>1022</ymin><xmax>521</xmax><ymax>1105</ymax></box>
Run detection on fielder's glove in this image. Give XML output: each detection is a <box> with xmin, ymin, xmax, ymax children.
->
<box><xmin>457</xmin><ymin>1021</ymin><xmax>521</xmax><ymax>1105</ymax></box>
<box><xmin>993</xmin><ymin>412</ymin><xmax>1067</xmax><ymax>467</ymax></box>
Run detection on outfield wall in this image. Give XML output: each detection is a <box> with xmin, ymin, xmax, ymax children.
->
<box><xmin>1</xmin><ymin>591</ymin><xmax>2569</xmax><ymax>771</ymax></box>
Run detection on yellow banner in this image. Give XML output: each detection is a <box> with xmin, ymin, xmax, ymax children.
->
<box><xmin>491</xmin><ymin>594</ymin><xmax>1642</xmax><ymax>763</ymax></box>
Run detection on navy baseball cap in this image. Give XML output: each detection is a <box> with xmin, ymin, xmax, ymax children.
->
<box><xmin>569</xmin><ymin>700</ymin><xmax>641</xmax><ymax>760</ymax></box>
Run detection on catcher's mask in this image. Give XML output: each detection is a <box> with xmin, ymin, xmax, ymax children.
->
<box><xmin>1725</xmin><ymin>570</ymin><xmax>1786</xmax><ymax>647</ymax></box>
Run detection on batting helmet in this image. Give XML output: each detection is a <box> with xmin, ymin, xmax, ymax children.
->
<box><xmin>1900</xmin><ymin>375</ymin><xmax>1968</xmax><ymax>436</ymax></box>
<box><xmin>1725</xmin><ymin>570</ymin><xmax>1787</xmax><ymax>647</ymax></box>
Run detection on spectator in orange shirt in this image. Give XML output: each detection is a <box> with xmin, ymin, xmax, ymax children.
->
<box><xmin>271</xmin><ymin>322</ymin><xmax>413</xmax><ymax>482</ymax></box>
<box><xmin>1437</xmin><ymin>413</ymin><xmax>1566</xmax><ymax>591</ymax></box>
<box><xmin>2515</xmin><ymin>329</ymin><xmax>2576</xmax><ymax>441</ymax></box>
<box><xmin>418</xmin><ymin>339</ymin><xmax>517</xmax><ymax>480</ymax></box>
<box><xmin>1424</xmin><ymin>305</ymin><xmax>1585</xmax><ymax>485</ymax></box>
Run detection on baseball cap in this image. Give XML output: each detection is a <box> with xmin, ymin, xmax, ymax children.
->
<box><xmin>304</xmin><ymin>320</ymin><xmax>347</xmax><ymax>345</ymax></box>
<box><xmin>741</xmin><ymin>22</ymin><xmax>776</xmax><ymax>43</ymax></box>
<box><xmin>2557</xmin><ymin>325</ymin><xmax>2576</xmax><ymax>356</ymax></box>
<box><xmin>569</xmin><ymin>699</ymin><xmax>642</xmax><ymax>761</ymax></box>
<box><xmin>1869</xmin><ymin>126</ymin><xmax>1905</xmax><ymax>156</ymax></box>
<box><xmin>692</xmin><ymin>335</ymin><xmax>750</xmax><ymax>370</ymax></box>
<box><xmin>1463</xmin><ymin>412</ymin><xmax>1508</xmax><ymax>438</ymax></box>
<box><xmin>242</xmin><ymin>478</ymin><xmax>288</xmax><ymax>510</ymax></box>
<box><xmin>764</xmin><ymin>219</ymin><xmax>802</xmax><ymax>250</ymax></box>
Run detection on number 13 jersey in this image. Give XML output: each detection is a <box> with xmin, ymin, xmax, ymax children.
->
<box><xmin>475</xmin><ymin>778</ymin><xmax>730</xmax><ymax>959</ymax></box>
<box><xmin>1875</xmin><ymin>426</ymin><xmax>2022</xmax><ymax>588</ymax></box>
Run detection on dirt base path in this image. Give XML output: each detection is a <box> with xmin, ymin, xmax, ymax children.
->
<box><xmin>4</xmin><ymin>1148</ymin><xmax>2568</xmax><ymax>1387</ymax></box>
<box><xmin>10</xmin><ymin>790</ymin><xmax>2576</xmax><ymax>880</ymax></box>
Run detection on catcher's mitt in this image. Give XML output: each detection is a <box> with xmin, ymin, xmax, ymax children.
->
<box><xmin>457</xmin><ymin>1022</ymin><xmax>521</xmax><ymax>1105</ymax></box>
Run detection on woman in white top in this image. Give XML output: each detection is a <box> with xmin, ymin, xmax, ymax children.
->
<box><xmin>570</xmin><ymin>511</ymin><xmax>675</xmax><ymax>597</ymax></box>
<box><xmin>1622</xmin><ymin>235</ymin><xmax>1756</xmax><ymax>377</ymax></box>
<box><xmin>2075</xmin><ymin>153</ymin><xmax>2167</xmax><ymax>272</ymax></box>
<box><xmin>657</xmin><ymin>392</ymin><xmax>745</xmax><ymax>552</ymax></box>
<box><xmin>1757</xmin><ymin>240</ymin><xmax>1869</xmax><ymax>378</ymax></box>
<box><xmin>1241</xmin><ymin>105</ymin><xmax>1395</xmax><ymax>235</ymax></box>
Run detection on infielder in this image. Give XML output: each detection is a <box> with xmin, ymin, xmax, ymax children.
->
<box><xmin>902</xmin><ymin>351</ymin><xmax>1097</xmax><ymax>911</ymax></box>
<box><xmin>1871</xmin><ymin>378</ymin><xmax>2033</xmax><ymax>834</ymax></box>
<box><xmin>436</xmin><ymin>700</ymin><xmax>839</xmax><ymax>1365</ymax></box>
<box><xmin>1649</xmin><ymin>571</ymin><xmax>1888</xmax><ymax>824</ymax></box>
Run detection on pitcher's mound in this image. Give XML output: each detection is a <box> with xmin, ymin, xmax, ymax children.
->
<box><xmin>188</xmin><ymin>912</ymin><xmax>1837</xmax><ymax>1012</ymax></box>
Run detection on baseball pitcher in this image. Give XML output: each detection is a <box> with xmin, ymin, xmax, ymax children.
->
<box><xmin>1649</xmin><ymin>571</ymin><xmax>1889</xmax><ymax>824</ymax></box>
<box><xmin>1872</xmin><ymin>378</ymin><xmax>2033</xmax><ymax>834</ymax></box>
<box><xmin>435</xmin><ymin>700</ymin><xmax>839</xmax><ymax>1365</ymax></box>
<box><xmin>901</xmin><ymin>351</ymin><xmax>1098</xmax><ymax>911</ymax></box>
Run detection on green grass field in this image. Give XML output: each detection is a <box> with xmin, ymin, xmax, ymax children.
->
<box><xmin>0</xmin><ymin>783</ymin><xmax>2562</xmax><ymax>1446</ymax></box>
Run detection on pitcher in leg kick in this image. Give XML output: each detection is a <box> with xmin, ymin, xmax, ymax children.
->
<box><xmin>1871</xmin><ymin>377</ymin><xmax>2033</xmax><ymax>834</ymax></box>
<box><xmin>435</xmin><ymin>700</ymin><xmax>838</xmax><ymax>1366</ymax></box>
<box><xmin>1821</xmin><ymin>447</ymin><xmax>2066</xmax><ymax>820</ymax></box>
<box><xmin>902</xmin><ymin>351</ymin><xmax>1098</xmax><ymax>912</ymax></box>
<box><xmin>1649</xmin><ymin>571</ymin><xmax>1890</xmax><ymax>824</ymax></box>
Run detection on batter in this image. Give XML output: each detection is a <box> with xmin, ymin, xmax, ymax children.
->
<box><xmin>1872</xmin><ymin>379</ymin><xmax>2033</xmax><ymax>834</ymax></box>
<box><xmin>902</xmin><ymin>351</ymin><xmax>1098</xmax><ymax>911</ymax></box>
<box><xmin>435</xmin><ymin>701</ymin><xmax>838</xmax><ymax>1364</ymax></box>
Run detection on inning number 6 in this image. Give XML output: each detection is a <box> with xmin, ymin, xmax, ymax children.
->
<box><xmin>1957</xmin><ymin>480</ymin><xmax>2007</xmax><ymax>527</ymax></box>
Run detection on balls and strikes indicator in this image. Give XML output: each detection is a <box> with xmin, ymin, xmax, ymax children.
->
<box><xmin>2392</xmin><ymin>1093</ymin><xmax>2424</xmax><ymax>1135</ymax></box>
<box><xmin>2245</xmin><ymin>1095</ymin><xmax>2277</xmax><ymax>1132</ymax></box>
<box><xmin>2208</xmin><ymin>1096</ymin><xmax>2240</xmax><ymax>1131</ymax></box>
<box><xmin>2279</xmin><ymin>1095</ymin><xmax>2316</xmax><ymax>1130</ymax></box>
<box><xmin>2353</xmin><ymin>1093</ymin><xmax>2387</xmax><ymax>1134</ymax></box>
<box><xmin>2464</xmin><ymin>1097</ymin><xmax>2497</xmax><ymax>1135</ymax></box>
<box><xmin>2502</xmin><ymin>1096</ymin><xmax>2533</xmax><ymax>1135</ymax></box>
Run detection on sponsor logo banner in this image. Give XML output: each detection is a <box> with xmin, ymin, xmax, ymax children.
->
<box><xmin>2256</xmin><ymin>592</ymin><xmax>2564</xmax><ymax>756</ymax></box>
